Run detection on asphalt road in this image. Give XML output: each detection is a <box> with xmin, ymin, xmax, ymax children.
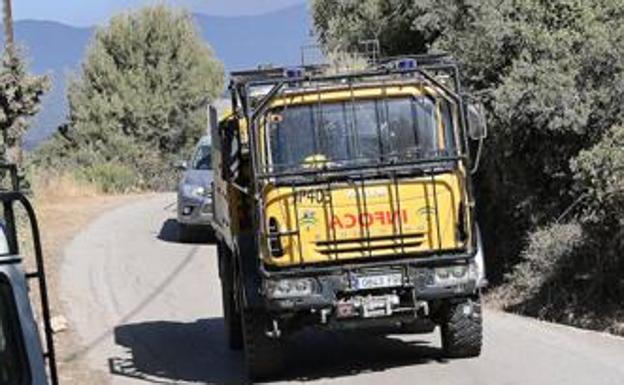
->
<box><xmin>60</xmin><ymin>194</ymin><xmax>624</xmax><ymax>385</ymax></box>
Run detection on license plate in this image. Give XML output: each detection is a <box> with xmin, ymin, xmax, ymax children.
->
<box><xmin>354</xmin><ymin>273</ymin><xmax>403</xmax><ymax>290</ymax></box>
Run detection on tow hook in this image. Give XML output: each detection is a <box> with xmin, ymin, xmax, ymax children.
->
<box><xmin>416</xmin><ymin>300</ymin><xmax>429</xmax><ymax>317</ymax></box>
<box><xmin>463</xmin><ymin>299</ymin><xmax>480</xmax><ymax>319</ymax></box>
<box><xmin>266</xmin><ymin>319</ymin><xmax>282</xmax><ymax>339</ymax></box>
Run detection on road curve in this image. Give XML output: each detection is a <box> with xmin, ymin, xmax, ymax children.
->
<box><xmin>60</xmin><ymin>193</ymin><xmax>624</xmax><ymax>385</ymax></box>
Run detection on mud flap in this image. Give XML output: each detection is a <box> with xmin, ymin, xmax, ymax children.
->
<box><xmin>235</xmin><ymin>234</ymin><xmax>263</xmax><ymax>309</ymax></box>
<box><xmin>474</xmin><ymin>226</ymin><xmax>487</xmax><ymax>288</ymax></box>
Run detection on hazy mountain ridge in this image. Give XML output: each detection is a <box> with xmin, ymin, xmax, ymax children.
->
<box><xmin>0</xmin><ymin>4</ymin><xmax>311</xmax><ymax>149</ymax></box>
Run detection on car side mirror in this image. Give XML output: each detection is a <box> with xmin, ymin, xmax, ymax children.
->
<box><xmin>175</xmin><ymin>160</ymin><xmax>188</xmax><ymax>171</ymax></box>
<box><xmin>467</xmin><ymin>102</ymin><xmax>488</xmax><ymax>140</ymax></box>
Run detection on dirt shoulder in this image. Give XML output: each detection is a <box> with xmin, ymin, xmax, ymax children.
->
<box><xmin>33</xmin><ymin>193</ymin><xmax>150</xmax><ymax>385</ymax></box>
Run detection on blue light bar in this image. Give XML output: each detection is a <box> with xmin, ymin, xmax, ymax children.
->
<box><xmin>284</xmin><ymin>67</ymin><xmax>305</xmax><ymax>79</ymax></box>
<box><xmin>396</xmin><ymin>59</ymin><xmax>417</xmax><ymax>71</ymax></box>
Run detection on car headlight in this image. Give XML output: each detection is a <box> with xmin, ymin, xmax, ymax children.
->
<box><xmin>264</xmin><ymin>278</ymin><xmax>315</xmax><ymax>299</ymax></box>
<box><xmin>183</xmin><ymin>184</ymin><xmax>208</xmax><ymax>198</ymax></box>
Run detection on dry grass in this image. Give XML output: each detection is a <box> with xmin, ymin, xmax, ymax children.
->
<box><xmin>30</xmin><ymin>171</ymin><xmax>100</xmax><ymax>203</ymax></box>
<box><xmin>16</xmin><ymin>171</ymin><xmax>145</xmax><ymax>385</ymax></box>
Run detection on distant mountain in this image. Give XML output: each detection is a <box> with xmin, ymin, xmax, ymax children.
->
<box><xmin>0</xmin><ymin>4</ymin><xmax>312</xmax><ymax>149</ymax></box>
<box><xmin>196</xmin><ymin>4</ymin><xmax>313</xmax><ymax>70</ymax></box>
<box><xmin>0</xmin><ymin>20</ymin><xmax>93</xmax><ymax>148</ymax></box>
<box><xmin>13</xmin><ymin>0</ymin><xmax>307</xmax><ymax>27</ymax></box>
<box><xmin>184</xmin><ymin>0</ymin><xmax>307</xmax><ymax>17</ymax></box>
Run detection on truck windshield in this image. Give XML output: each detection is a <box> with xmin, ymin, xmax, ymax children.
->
<box><xmin>266</xmin><ymin>96</ymin><xmax>454</xmax><ymax>172</ymax></box>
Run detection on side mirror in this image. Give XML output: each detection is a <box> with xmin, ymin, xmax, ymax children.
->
<box><xmin>175</xmin><ymin>160</ymin><xmax>188</xmax><ymax>171</ymax></box>
<box><xmin>222</xmin><ymin>118</ymin><xmax>241</xmax><ymax>182</ymax></box>
<box><xmin>208</xmin><ymin>104</ymin><xmax>218</xmax><ymax>135</ymax></box>
<box><xmin>467</xmin><ymin>103</ymin><xmax>488</xmax><ymax>140</ymax></box>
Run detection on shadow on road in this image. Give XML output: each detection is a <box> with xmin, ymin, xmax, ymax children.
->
<box><xmin>157</xmin><ymin>218</ymin><xmax>216</xmax><ymax>245</ymax></box>
<box><xmin>110</xmin><ymin>319</ymin><xmax>243</xmax><ymax>384</ymax></box>
<box><xmin>110</xmin><ymin>318</ymin><xmax>446</xmax><ymax>384</ymax></box>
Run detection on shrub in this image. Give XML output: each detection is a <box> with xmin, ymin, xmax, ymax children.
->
<box><xmin>77</xmin><ymin>162</ymin><xmax>136</xmax><ymax>194</ymax></box>
<box><xmin>499</xmin><ymin>222</ymin><xmax>584</xmax><ymax>309</ymax></box>
<box><xmin>31</xmin><ymin>4</ymin><xmax>223</xmax><ymax>191</ymax></box>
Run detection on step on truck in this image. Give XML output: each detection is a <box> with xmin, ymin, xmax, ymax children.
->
<box><xmin>0</xmin><ymin>164</ymin><xmax>59</xmax><ymax>385</ymax></box>
<box><xmin>210</xmin><ymin>54</ymin><xmax>488</xmax><ymax>380</ymax></box>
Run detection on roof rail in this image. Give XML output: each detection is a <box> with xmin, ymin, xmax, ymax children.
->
<box><xmin>378</xmin><ymin>53</ymin><xmax>456</xmax><ymax>68</ymax></box>
<box><xmin>230</xmin><ymin>64</ymin><xmax>330</xmax><ymax>86</ymax></box>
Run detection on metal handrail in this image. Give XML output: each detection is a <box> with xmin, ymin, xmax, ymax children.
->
<box><xmin>0</xmin><ymin>191</ymin><xmax>59</xmax><ymax>385</ymax></box>
<box><xmin>0</xmin><ymin>164</ymin><xmax>58</xmax><ymax>385</ymax></box>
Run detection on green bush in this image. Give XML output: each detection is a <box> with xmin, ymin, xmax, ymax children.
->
<box><xmin>500</xmin><ymin>222</ymin><xmax>584</xmax><ymax>309</ymax></box>
<box><xmin>77</xmin><ymin>162</ymin><xmax>136</xmax><ymax>194</ymax></box>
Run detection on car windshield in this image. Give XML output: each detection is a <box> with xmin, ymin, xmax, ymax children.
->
<box><xmin>192</xmin><ymin>145</ymin><xmax>212</xmax><ymax>170</ymax></box>
<box><xmin>266</xmin><ymin>96</ymin><xmax>454</xmax><ymax>172</ymax></box>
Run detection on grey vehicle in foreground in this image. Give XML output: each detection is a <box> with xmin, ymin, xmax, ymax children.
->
<box><xmin>176</xmin><ymin>135</ymin><xmax>214</xmax><ymax>241</ymax></box>
<box><xmin>0</xmin><ymin>164</ymin><xmax>58</xmax><ymax>385</ymax></box>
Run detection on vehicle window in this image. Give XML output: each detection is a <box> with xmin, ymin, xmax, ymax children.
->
<box><xmin>192</xmin><ymin>145</ymin><xmax>212</xmax><ymax>170</ymax></box>
<box><xmin>0</xmin><ymin>276</ymin><xmax>30</xmax><ymax>385</ymax></box>
<box><xmin>267</xmin><ymin>96</ymin><xmax>450</xmax><ymax>172</ymax></box>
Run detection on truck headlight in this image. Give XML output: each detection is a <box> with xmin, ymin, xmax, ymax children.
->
<box><xmin>431</xmin><ymin>264</ymin><xmax>477</xmax><ymax>287</ymax></box>
<box><xmin>265</xmin><ymin>278</ymin><xmax>315</xmax><ymax>299</ymax></box>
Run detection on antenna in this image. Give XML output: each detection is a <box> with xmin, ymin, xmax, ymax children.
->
<box><xmin>300</xmin><ymin>43</ymin><xmax>325</xmax><ymax>67</ymax></box>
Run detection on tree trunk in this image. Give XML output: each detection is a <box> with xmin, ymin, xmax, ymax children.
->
<box><xmin>3</xmin><ymin>0</ymin><xmax>14</xmax><ymax>49</ymax></box>
<box><xmin>2</xmin><ymin>0</ymin><xmax>20</xmax><ymax>166</ymax></box>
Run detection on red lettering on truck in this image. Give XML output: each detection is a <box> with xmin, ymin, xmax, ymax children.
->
<box><xmin>331</xmin><ymin>210</ymin><xmax>408</xmax><ymax>229</ymax></box>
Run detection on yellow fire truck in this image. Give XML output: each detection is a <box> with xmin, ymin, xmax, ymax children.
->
<box><xmin>210</xmin><ymin>54</ymin><xmax>488</xmax><ymax>380</ymax></box>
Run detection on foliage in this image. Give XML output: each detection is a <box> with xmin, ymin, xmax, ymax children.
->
<box><xmin>313</xmin><ymin>0</ymin><xmax>624</xmax><ymax>330</ymax></box>
<box><xmin>324</xmin><ymin>49</ymin><xmax>368</xmax><ymax>75</ymax></box>
<box><xmin>0</xmin><ymin>49</ymin><xmax>49</xmax><ymax>162</ymax></box>
<box><xmin>32</xmin><ymin>5</ymin><xmax>224</xmax><ymax>190</ymax></box>
<box><xmin>572</xmin><ymin>125</ymin><xmax>624</xmax><ymax>225</ymax></box>
<box><xmin>77</xmin><ymin>162</ymin><xmax>136</xmax><ymax>194</ymax></box>
<box><xmin>498</xmin><ymin>222</ymin><xmax>585</xmax><ymax>311</ymax></box>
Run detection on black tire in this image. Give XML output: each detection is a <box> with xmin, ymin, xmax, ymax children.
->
<box><xmin>218</xmin><ymin>242</ymin><xmax>243</xmax><ymax>350</ymax></box>
<box><xmin>241</xmin><ymin>308</ymin><xmax>285</xmax><ymax>381</ymax></box>
<box><xmin>441</xmin><ymin>297</ymin><xmax>483</xmax><ymax>358</ymax></box>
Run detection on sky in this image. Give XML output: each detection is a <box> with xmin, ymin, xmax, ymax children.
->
<box><xmin>12</xmin><ymin>0</ymin><xmax>306</xmax><ymax>26</ymax></box>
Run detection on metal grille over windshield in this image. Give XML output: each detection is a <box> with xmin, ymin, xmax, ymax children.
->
<box><xmin>267</xmin><ymin>96</ymin><xmax>453</xmax><ymax>173</ymax></box>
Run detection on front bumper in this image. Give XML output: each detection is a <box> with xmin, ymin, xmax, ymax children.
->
<box><xmin>177</xmin><ymin>195</ymin><xmax>213</xmax><ymax>226</ymax></box>
<box><xmin>262</xmin><ymin>259</ymin><xmax>482</xmax><ymax>314</ymax></box>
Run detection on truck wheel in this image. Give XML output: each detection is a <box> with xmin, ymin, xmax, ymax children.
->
<box><xmin>218</xmin><ymin>242</ymin><xmax>242</xmax><ymax>350</ymax></box>
<box><xmin>241</xmin><ymin>309</ymin><xmax>285</xmax><ymax>381</ymax></box>
<box><xmin>441</xmin><ymin>297</ymin><xmax>483</xmax><ymax>358</ymax></box>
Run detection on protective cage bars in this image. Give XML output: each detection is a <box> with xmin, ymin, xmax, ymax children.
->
<box><xmin>228</xmin><ymin>55</ymin><xmax>478</xmax><ymax>269</ymax></box>
<box><xmin>0</xmin><ymin>164</ymin><xmax>59</xmax><ymax>385</ymax></box>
